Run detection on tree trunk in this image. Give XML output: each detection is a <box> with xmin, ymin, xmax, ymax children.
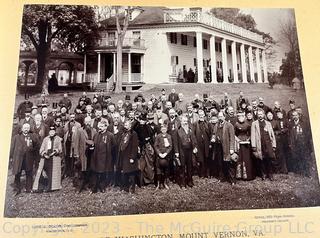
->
<box><xmin>114</xmin><ymin>39</ymin><xmax>123</xmax><ymax>93</ymax></box>
<box><xmin>36</xmin><ymin>43</ymin><xmax>51</xmax><ymax>94</ymax></box>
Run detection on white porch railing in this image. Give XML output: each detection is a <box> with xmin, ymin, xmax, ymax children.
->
<box><xmin>164</xmin><ymin>9</ymin><xmax>264</xmax><ymax>43</ymax></box>
<box><xmin>97</xmin><ymin>37</ymin><xmax>145</xmax><ymax>48</ymax></box>
<box><xmin>131</xmin><ymin>73</ymin><xmax>143</xmax><ymax>82</ymax></box>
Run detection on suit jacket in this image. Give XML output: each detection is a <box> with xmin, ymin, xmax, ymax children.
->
<box><xmin>168</xmin><ymin>93</ymin><xmax>179</xmax><ymax>107</ymax></box>
<box><xmin>212</xmin><ymin>121</ymin><xmax>235</xmax><ymax>162</ymax></box>
<box><xmin>175</xmin><ymin>126</ymin><xmax>197</xmax><ymax>166</ymax></box>
<box><xmin>154</xmin><ymin>133</ymin><xmax>173</xmax><ymax>157</ymax></box>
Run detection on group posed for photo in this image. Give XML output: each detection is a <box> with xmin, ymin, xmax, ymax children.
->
<box><xmin>10</xmin><ymin>88</ymin><xmax>313</xmax><ymax>196</ymax></box>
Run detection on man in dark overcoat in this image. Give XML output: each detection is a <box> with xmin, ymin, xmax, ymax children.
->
<box><xmin>175</xmin><ymin>115</ymin><xmax>198</xmax><ymax>188</ymax></box>
<box><xmin>212</xmin><ymin>111</ymin><xmax>236</xmax><ymax>185</ymax></box>
<box><xmin>117</xmin><ymin>120</ymin><xmax>139</xmax><ymax>193</ymax></box>
<box><xmin>10</xmin><ymin>123</ymin><xmax>40</xmax><ymax>195</ymax></box>
<box><xmin>288</xmin><ymin>110</ymin><xmax>313</xmax><ymax>176</ymax></box>
<box><xmin>193</xmin><ymin>109</ymin><xmax>211</xmax><ymax>178</ymax></box>
<box><xmin>90</xmin><ymin>120</ymin><xmax>115</xmax><ymax>193</ymax></box>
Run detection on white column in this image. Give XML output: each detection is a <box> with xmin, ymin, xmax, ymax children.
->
<box><xmin>240</xmin><ymin>44</ymin><xmax>247</xmax><ymax>83</ymax></box>
<box><xmin>113</xmin><ymin>53</ymin><xmax>116</xmax><ymax>82</ymax></box>
<box><xmin>83</xmin><ymin>53</ymin><xmax>87</xmax><ymax>83</ymax></box>
<box><xmin>97</xmin><ymin>52</ymin><xmax>101</xmax><ymax>85</ymax></box>
<box><xmin>231</xmin><ymin>41</ymin><xmax>238</xmax><ymax>83</ymax></box>
<box><xmin>210</xmin><ymin>35</ymin><xmax>217</xmax><ymax>83</ymax></box>
<box><xmin>262</xmin><ymin>49</ymin><xmax>268</xmax><ymax>83</ymax></box>
<box><xmin>141</xmin><ymin>54</ymin><xmax>144</xmax><ymax>82</ymax></box>
<box><xmin>248</xmin><ymin>46</ymin><xmax>254</xmax><ymax>82</ymax></box>
<box><xmin>255</xmin><ymin>48</ymin><xmax>262</xmax><ymax>83</ymax></box>
<box><xmin>196</xmin><ymin>31</ymin><xmax>204</xmax><ymax>83</ymax></box>
<box><xmin>128</xmin><ymin>52</ymin><xmax>132</xmax><ymax>83</ymax></box>
<box><xmin>221</xmin><ymin>38</ymin><xmax>228</xmax><ymax>83</ymax></box>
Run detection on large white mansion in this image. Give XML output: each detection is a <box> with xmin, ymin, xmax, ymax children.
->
<box><xmin>89</xmin><ymin>7</ymin><xmax>267</xmax><ymax>88</ymax></box>
<box><xmin>18</xmin><ymin>7</ymin><xmax>268</xmax><ymax>90</ymax></box>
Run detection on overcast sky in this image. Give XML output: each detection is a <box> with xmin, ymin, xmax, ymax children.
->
<box><xmin>241</xmin><ymin>8</ymin><xmax>295</xmax><ymax>72</ymax></box>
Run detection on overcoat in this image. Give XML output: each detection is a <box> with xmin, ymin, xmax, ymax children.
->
<box><xmin>76</xmin><ymin>126</ymin><xmax>97</xmax><ymax>171</ymax></box>
<box><xmin>251</xmin><ymin>120</ymin><xmax>276</xmax><ymax>160</ymax></box>
<box><xmin>118</xmin><ymin>130</ymin><xmax>139</xmax><ymax>174</ymax></box>
<box><xmin>192</xmin><ymin>120</ymin><xmax>211</xmax><ymax>163</ymax></box>
<box><xmin>212</xmin><ymin>121</ymin><xmax>235</xmax><ymax>162</ymax></box>
<box><xmin>91</xmin><ymin>130</ymin><xmax>115</xmax><ymax>173</ymax></box>
<box><xmin>10</xmin><ymin>132</ymin><xmax>40</xmax><ymax>175</ymax></box>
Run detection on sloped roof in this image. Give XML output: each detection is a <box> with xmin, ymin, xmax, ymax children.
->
<box><xmin>100</xmin><ymin>7</ymin><xmax>168</xmax><ymax>28</ymax></box>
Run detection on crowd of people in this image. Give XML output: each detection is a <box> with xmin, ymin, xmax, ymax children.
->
<box><xmin>10</xmin><ymin>88</ymin><xmax>313</xmax><ymax>196</ymax></box>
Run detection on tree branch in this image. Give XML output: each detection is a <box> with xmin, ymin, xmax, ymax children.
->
<box><xmin>22</xmin><ymin>25</ymin><xmax>39</xmax><ymax>50</ymax></box>
<box><xmin>49</xmin><ymin>27</ymin><xmax>62</xmax><ymax>43</ymax></box>
<box><xmin>115</xmin><ymin>7</ymin><xmax>121</xmax><ymax>35</ymax></box>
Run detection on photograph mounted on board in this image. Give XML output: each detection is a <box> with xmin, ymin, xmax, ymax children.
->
<box><xmin>5</xmin><ymin>5</ymin><xmax>320</xmax><ymax>218</ymax></box>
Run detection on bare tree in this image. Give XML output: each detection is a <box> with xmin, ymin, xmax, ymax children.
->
<box><xmin>114</xmin><ymin>6</ymin><xmax>133</xmax><ymax>93</ymax></box>
<box><xmin>278</xmin><ymin>10</ymin><xmax>302</xmax><ymax>78</ymax></box>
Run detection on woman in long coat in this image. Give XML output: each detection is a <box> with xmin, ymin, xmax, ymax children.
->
<box><xmin>117</xmin><ymin>120</ymin><xmax>139</xmax><ymax>193</ymax></box>
<box><xmin>33</xmin><ymin>125</ymin><xmax>63</xmax><ymax>192</ymax></box>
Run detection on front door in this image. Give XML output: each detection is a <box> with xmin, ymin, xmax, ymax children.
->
<box><xmin>104</xmin><ymin>53</ymin><xmax>113</xmax><ymax>82</ymax></box>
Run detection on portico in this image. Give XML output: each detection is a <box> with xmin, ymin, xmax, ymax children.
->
<box><xmin>163</xmin><ymin>9</ymin><xmax>267</xmax><ymax>84</ymax></box>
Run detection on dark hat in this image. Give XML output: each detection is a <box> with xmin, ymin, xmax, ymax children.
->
<box><xmin>49</xmin><ymin>125</ymin><xmax>56</xmax><ymax>131</ymax></box>
<box><xmin>237</xmin><ymin>110</ymin><xmax>245</xmax><ymax>116</ymax></box>
<box><xmin>211</xmin><ymin>110</ymin><xmax>218</xmax><ymax>117</ymax></box>
<box><xmin>25</xmin><ymin>108</ymin><xmax>32</xmax><ymax>113</ymax></box>
<box><xmin>289</xmin><ymin>99</ymin><xmax>295</xmax><ymax>104</ymax></box>
<box><xmin>59</xmin><ymin>103</ymin><xmax>66</xmax><ymax>109</ymax></box>
<box><xmin>192</xmin><ymin>103</ymin><xmax>200</xmax><ymax>109</ymax></box>
<box><xmin>139</xmin><ymin>111</ymin><xmax>147</xmax><ymax>121</ymax></box>
<box><xmin>246</xmin><ymin>108</ymin><xmax>253</xmax><ymax>114</ymax></box>
<box><xmin>52</xmin><ymin>102</ymin><xmax>58</xmax><ymax>109</ymax></box>
<box><xmin>203</xmin><ymin>93</ymin><xmax>208</xmax><ymax>99</ymax></box>
<box><xmin>147</xmin><ymin>112</ymin><xmax>154</xmax><ymax>119</ymax></box>
<box><xmin>125</xmin><ymin>95</ymin><xmax>130</xmax><ymax>100</ymax></box>
<box><xmin>160</xmin><ymin>122</ymin><xmax>168</xmax><ymax>128</ymax></box>
<box><xmin>161</xmin><ymin>88</ymin><xmax>165</xmax><ymax>92</ymax></box>
<box><xmin>105</xmin><ymin>95</ymin><xmax>111</xmax><ymax>100</ymax></box>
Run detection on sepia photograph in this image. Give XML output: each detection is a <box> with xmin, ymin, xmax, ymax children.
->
<box><xmin>4</xmin><ymin>5</ymin><xmax>320</xmax><ymax>218</ymax></box>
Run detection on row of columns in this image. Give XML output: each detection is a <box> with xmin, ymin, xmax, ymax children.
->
<box><xmin>97</xmin><ymin>52</ymin><xmax>119</xmax><ymax>85</ymax></box>
<box><xmin>96</xmin><ymin>52</ymin><xmax>144</xmax><ymax>85</ymax></box>
<box><xmin>196</xmin><ymin>32</ymin><xmax>268</xmax><ymax>84</ymax></box>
